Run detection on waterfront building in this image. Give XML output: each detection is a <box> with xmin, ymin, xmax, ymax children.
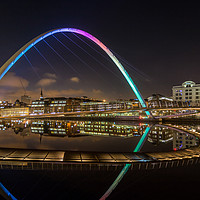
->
<box><xmin>30</xmin><ymin>96</ymin><xmax>101</xmax><ymax>114</ymax></box>
<box><xmin>0</xmin><ymin>119</ymin><xmax>28</xmax><ymax>134</ymax></box>
<box><xmin>147</xmin><ymin>94</ymin><xmax>173</xmax><ymax>108</ymax></box>
<box><xmin>1</xmin><ymin>99</ymin><xmax>29</xmax><ymax>117</ymax></box>
<box><xmin>21</xmin><ymin>95</ymin><xmax>31</xmax><ymax>105</ymax></box>
<box><xmin>1</xmin><ymin>107</ymin><xmax>29</xmax><ymax>117</ymax></box>
<box><xmin>173</xmin><ymin>132</ymin><xmax>197</xmax><ymax>150</ymax></box>
<box><xmin>80</xmin><ymin>100</ymin><xmax>134</xmax><ymax>112</ymax></box>
<box><xmin>0</xmin><ymin>100</ymin><xmax>12</xmax><ymax>109</ymax></box>
<box><xmin>31</xmin><ymin>92</ymin><xmax>68</xmax><ymax>114</ymax></box>
<box><xmin>64</xmin><ymin>97</ymin><xmax>101</xmax><ymax>112</ymax></box>
<box><xmin>30</xmin><ymin>90</ymin><xmax>106</xmax><ymax>114</ymax></box>
<box><xmin>79</xmin><ymin>121</ymin><xmax>145</xmax><ymax>137</ymax></box>
<box><xmin>30</xmin><ymin>99</ymin><xmax>46</xmax><ymax>114</ymax></box>
<box><xmin>30</xmin><ymin>120</ymin><xmax>79</xmax><ymax>137</ymax></box>
<box><xmin>110</xmin><ymin>100</ymin><xmax>134</xmax><ymax>109</ymax></box>
<box><xmin>148</xmin><ymin>126</ymin><xmax>173</xmax><ymax>145</ymax></box>
<box><xmin>30</xmin><ymin>90</ymin><xmax>47</xmax><ymax>114</ymax></box>
<box><xmin>31</xmin><ymin>97</ymin><xmax>69</xmax><ymax>114</ymax></box>
<box><xmin>46</xmin><ymin>97</ymin><xmax>68</xmax><ymax>113</ymax></box>
<box><xmin>30</xmin><ymin>89</ymin><xmax>135</xmax><ymax>115</ymax></box>
<box><xmin>172</xmin><ymin>81</ymin><xmax>200</xmax><ymax>104</ymax></box>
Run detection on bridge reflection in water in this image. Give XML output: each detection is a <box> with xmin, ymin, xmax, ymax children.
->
<box><xmin>0</xmin><ymin>119</ymin><xmax>199</xmax><ymax>200</ymax></box>
<box><xmin>0</xmin><ymin>119</ymin><xmax>198</xmax><ymax>171</ymax></box>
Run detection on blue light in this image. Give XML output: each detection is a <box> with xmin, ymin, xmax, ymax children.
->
<box><xmin>0</xmin><ymin>28</ymin><xmax>151</xmax><ymax>117</ymax></box>
<box><xmin>0</xmin><ymin>182</ymin><xmax>17</xmax><ymax>200</ymax></box>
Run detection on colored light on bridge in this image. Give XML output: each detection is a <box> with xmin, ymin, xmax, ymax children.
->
<box><xmin>0</xmin><ymin>28</ymin><xmax>151</xmax><ymax>118</ymax></box>
<box><xmin>100</xmin><ymin>125</ymin><xmax>151</xmax><ymax>199</ymax></box>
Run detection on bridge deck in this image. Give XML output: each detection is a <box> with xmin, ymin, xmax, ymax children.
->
<box><xmin>0</xmin><ymin>148</ymin><xmax>154</xmax><ymax>163</ymax></box>
<box><xmin>0</xmin><ymin>146</ymin><xmax>199</xmax><ymax>170</ymax></box>
<box><xmin>0</xmin><ymin>124</ymin><xmax>199</xmax><ymax>170</ymax></box>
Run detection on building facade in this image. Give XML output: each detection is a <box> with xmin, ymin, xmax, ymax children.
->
<box><xmin>173</xmin><ymin>132</ymin><xmax>197</xmax><ymax>150</ymax></box>
<box><xmin>30</xmin><ymin>96</ymin><xmax>103</xmax><ymax>114</ymax></box>
<box><xmin>147</xmin><ymin>94</ymin><xmax>173</xmax><ymax>108</ymax></box>
<box><xmin>1</xmin><ymin>107</ymin><xmax>29</xmax><ymax>117</ymax></box>
<box><xmin>79</xmin><ymin>121</ymin><xmax>146</xmax><ymax>137</ymax></box>
<box><xmin>0</xmin><ymin>100</ymin><xmax>12</xmax><ymax>109</ymax></box>
<box><xmin>1</xmin><ymin>99</ymin><xmax>29</xmax><ymax>117</ymax></box>
<box><xmin>172</xmin><ymin>81</ymin><xmax>200</xmax><ymax>104</ymax></box>
<box><xmin>148</xmin><ymin>126</ymin><xmax>174</xmax><ymax>145</ymax></box>
<box><xmin>30</xmin><ymin>91</ymin><xmax>136</xmax><ymax>115</ymax></box>
<box><xmin>21</xmin><ymin>95</ymin><xmax>31</xmax><ymax>105</ymax></box>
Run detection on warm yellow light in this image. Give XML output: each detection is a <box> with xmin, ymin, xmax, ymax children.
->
<box><xmin>103</xmin><ymin>99</ymin><xmax>106</xmax><ymax>102</ymax></box>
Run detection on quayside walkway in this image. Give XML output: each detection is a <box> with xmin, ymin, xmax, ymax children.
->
<box><xmin>0</xmin><ymin>144</ymin><xmax>200</xmax><ymax>171</ymax></box>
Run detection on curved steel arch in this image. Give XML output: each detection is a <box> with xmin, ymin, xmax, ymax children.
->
<box><xmin>100</xmin><ymin>125</ymin><xmax>152</xmax><ymax>200</ymax></box>
<box><xmin>0</xmin><ymin>28</ymin><xmax>150</xmax><ymax>115</ymax></box>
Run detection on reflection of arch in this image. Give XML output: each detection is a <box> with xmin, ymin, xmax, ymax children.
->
<box><xmin>100</xmin><ymin>124</ymin><xmax>198</xmax><ymax>199</ymax></box>
<box><xmin>0</xmin><ymin>28</ymin><xmax>150</xmax><ymax>116</ymax></box>
<box><xmin>100</xmin><ymin>125</ymin><xmax>152</xmax><ymax>200</ymax></box>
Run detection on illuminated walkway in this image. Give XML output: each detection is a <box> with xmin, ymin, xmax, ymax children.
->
<box><xmin>0</xmin><ymin>144</ymin><xmax>200</xmax><ymax>171</ymax></box>
<box><xmin>0</xmin><ymin>148</ymin><xmax>154</xmax><ymax>164</ymax></box>
<box><xmin>0</xmin><ymin>107</ymin><xmax>198</xmax><ymax>121</ymax></box>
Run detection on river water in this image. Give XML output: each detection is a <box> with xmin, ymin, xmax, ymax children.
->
<box><xmin>0</xmin><ymin>118</ymin><xmax>199</xmax><ymax>200</ymax></box>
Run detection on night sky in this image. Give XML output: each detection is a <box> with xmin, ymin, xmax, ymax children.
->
<box><xmin>0</xmin><ymin>1</ymin><xmax>200</xmax><ymax>102</ymax></box>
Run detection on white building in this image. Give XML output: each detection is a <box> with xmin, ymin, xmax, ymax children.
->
<box><xmin>172</xmin><ymin>81</ymin><xmax>200</xmax><ymax>103</ymax></box>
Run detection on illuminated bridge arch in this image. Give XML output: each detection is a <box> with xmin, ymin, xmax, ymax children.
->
<box><xmin>0</xmin><ymin>28</ymin><xmax>150</xmax><ymax>116</ymax></box>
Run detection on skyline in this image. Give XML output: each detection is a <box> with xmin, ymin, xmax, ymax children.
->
<box><xmin>0</xmin><ymin>2</ymin><xmax>200</xmax><ymax>101</ymax></box>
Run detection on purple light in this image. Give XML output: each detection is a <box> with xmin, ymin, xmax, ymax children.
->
<box><xmin>0</xmin><ymin>28</ymin><xmax>150</xmax><ymax>116</ymax></box>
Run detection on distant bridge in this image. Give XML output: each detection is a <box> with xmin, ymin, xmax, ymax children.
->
<box><xmin>0</xmin><ymin>107</ymin><xmax>199</xmax><ymax>120</ymax></box>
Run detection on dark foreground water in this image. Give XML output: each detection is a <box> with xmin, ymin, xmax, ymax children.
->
<box><xmin>0</xmin><ymin>119</ymin><xmax>199</xmax><ymax>200</ymax></box>
<box><xmin>1</xmin><ymin>165</ymin><xmax>200</xmax><ymax>200</ymax></box>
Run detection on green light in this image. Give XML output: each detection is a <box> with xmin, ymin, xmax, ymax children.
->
<box><xmin>134</xmin><ymin>126</ymin><xmax>151</xmax><ymax>152</ymax></box>
<box><xmin>100</xmin><ymin>125</ymin><xmax>151</xmax><ymax>199</ymax></box>
<box><xmin>0</xmin><ymin>28</ymin><xmax>151</xmax><ymax>118</ymax></box>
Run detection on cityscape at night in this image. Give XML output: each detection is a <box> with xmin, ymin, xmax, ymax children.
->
<box><xmin>0</xmin><ymin>1</ymin><xmax>200</xmax><ymax>200</ymax></box>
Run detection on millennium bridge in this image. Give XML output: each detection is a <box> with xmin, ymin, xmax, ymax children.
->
<box><xmin>0</xmin><ymin>28</ymin><xmax>200</xmax><ymax>199</ymax></box>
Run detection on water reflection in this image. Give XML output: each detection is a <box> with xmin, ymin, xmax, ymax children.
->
<box><xmin>0</xmin><ymin>119</ymin><xmax>198</xmax><ymax>152</ymax></box>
